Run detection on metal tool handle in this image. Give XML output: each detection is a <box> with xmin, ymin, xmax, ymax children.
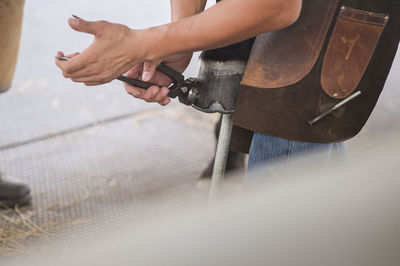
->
<box><xmin>116</xmin><ymin>76</ymin><xmax>155</xmax><ymax>89</ymax></box>
<box><xmin>308</xmin><ymin>91</ymin><xmax>362</xmax><ymax>126</ymax></box>
<box><xmin>118</xmin><ymin>74</ymin><xmax>183</xmax><ymax>99</ymax></box>
<box><xmin>118</xmin><ymin>63</ymin><xmax>184</xmax><ymax>90</ymax></box>
<box><xmin>56</xmin><ymin>56</ymin><xmax>184</xmax><ymax>97</ymax></box>
<box><xmin>157</xmin><ymin>63</ymin><xmax>184</xmax><ymax>83</ymax></box>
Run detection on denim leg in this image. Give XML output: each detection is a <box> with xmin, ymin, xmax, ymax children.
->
<box><xmin>248</xmin><ymin>132</ymin><xmax>345</xmax><ymax>172</ymax></box>
<box><xmin>331</xmin><ymin>142</ymin><xmax>346</xmax><ymax>164</ymax></box>
<box><xmin>248</xmin><ymin>133</ymin><xmax>292</xmax><ymax>171</ymax></box>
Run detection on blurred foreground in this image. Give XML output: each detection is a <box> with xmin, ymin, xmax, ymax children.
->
<box><xmin>3</xmin><ymin>147</ymin><xmax>400</xmax><ymax>266</ymax></box>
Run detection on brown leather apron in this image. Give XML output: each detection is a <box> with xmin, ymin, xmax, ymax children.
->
<box><xmin>231</xmin><ymin>0</ymin><xmax>400</xmax><ymax>153</ymax></box>
<box><xmin>0</xmin><ymin>0</ymin><xmax>25</xmax><ymax>92</ymax></box>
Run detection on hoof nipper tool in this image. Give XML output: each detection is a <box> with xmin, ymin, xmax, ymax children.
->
<box><xmin>55</xmin><ymin>56</ymin><xmax>201</xmax><ymax>102</ymax></box>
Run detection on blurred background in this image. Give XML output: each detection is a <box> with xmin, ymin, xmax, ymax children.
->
<box><xmin>0</xmin><ymin>0</ymin><xmax>399</xmax><ymax>261</ymax></box>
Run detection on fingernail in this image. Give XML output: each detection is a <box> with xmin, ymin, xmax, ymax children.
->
<box><xmin>142</xmin><ymin>71</ymin><xmax>151</xmax><ymax>82</ymax></box>
<box><xmin>152</xmin><ymin>87</ymin><xmax>159</xmax><ymax>96</ymax></box>
<box><xmin>72</xmin><ymin>15</ymin><xmax>83</xmax><ymax>20</ymax></box>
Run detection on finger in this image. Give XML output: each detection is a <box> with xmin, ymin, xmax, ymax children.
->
<box><xmin>73</xmin><ymin>75</ymin><xmax>112</xmax><ymax>85</ymax></box>
<box><xmin>125</xmin><ymin>85</ymin><xmax>145</xmax><ymax>98</ymax></box>
<box><xmin>159</xmin><ymin>97</ymin><xmax>171</xmax><ymax>106</ymax></box>
<box><xmin>142</xmin><ymin>86</ymin><xmax>160</xmax><ymax>102</ymax></box>
<box><xmin>71</xmin><ymin>76</ymin><xmax>96</xmax><ymax>83</ymax></box>
<box><xmin>65</xmin><ymin>62</ymin><xmax>102</xmax><ymax>80</ymax></box>
<box><xmin>153</xmin><ymin>87</ymin><xmax>170</xmax><ymax>103</ymax></box>
<box><xmin>142</xmin><ymin>61</ymin><xmax>158</xmax><ymax>82</ymax></box>
<box><xmin>68</xmin><ymin>16</ymin><xmax>105</xmax><ymax>36</ymax></box>
<box><xmin>56</xmin><ymin>56</ymin><xmax>85</xmax><ymax>76</ymax></box>
<box><xmin>67</xmin><ymin>66</ymin><xmax>112</xmax><ymax>83</ymax></box>
<box><xmin>60</xmin><ymin>51</ymin><xmax>94</xmax><ymax>77</ymax></box>
<box><xmin>55</xmin><ymin>51</ymin><xmax>80</xmax><ymax>66</ymax></box>
<box><xmin>55</xmin><ymin>55</ymin><xmax>68</xmax><ymax>70</ymax></box>
<box><xmin>84</xmin><ymin>81</ymin><xmax>103</xmax><ymax>86</ymax></box>
<box><xmin>55</xmin><ymin>51</ymin><xmax>67</xmax><ymax>69</ymax></box>
<box><xmin>125</xmin><ymin>64</ymin><xmax>142</xmax><ymax>79</ymax></box>
<box><xmin>65</xmin><ymin>52</ymin><xmax>80</xmax><ymax>59</ymax></box>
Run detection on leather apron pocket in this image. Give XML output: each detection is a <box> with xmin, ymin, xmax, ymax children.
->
<box><xmin>241</xmin><ymin>0</ymin><xmax>339</xmax><ymax>89</ymax></box>
<box><xmin>321</xmin><ymin>6</ymin><xmax>389</xmax><ymax>99</ymax></box>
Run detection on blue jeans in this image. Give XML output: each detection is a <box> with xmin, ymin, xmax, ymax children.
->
<box><xmin>248</xmin><ymin>132</ymin><xmax>345</xmax><ymax>172</ymax></box>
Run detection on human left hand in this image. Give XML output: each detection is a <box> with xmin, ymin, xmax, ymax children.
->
<box><xmin>55</xmin><ymin>16</ymin><xmax>141</xmax><ymax>86</ymax></box>
<box><xmin>124</xmin><ymin>52</ymin><xmax>192</xmax><ymax>106</ymax></box>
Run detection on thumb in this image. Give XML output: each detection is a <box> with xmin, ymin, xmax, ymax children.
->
<box><xmin>142</xmin><ymin>61</ymin><xmax>159</xmax><ymax>82</ymax></box>
<box><xmin>68</xmin><ymin>15</ymin><xmax>103</xmax><ymax>36</ymax></box>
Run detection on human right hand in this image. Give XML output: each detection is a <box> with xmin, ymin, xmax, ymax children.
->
<box><xmin>124</xmin><ymin>53</ymin><xmax>192</xmax><ymax>106</ymax></box>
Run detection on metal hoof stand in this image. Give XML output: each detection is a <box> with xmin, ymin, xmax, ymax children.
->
<box><xmin>193</xmin><ymin>61</ymin><xmax>246</xmax><ymax>202</ymax></box>
<box><xmin>208</xmin><ymin>113</ymin><xmax>233</xmax><ymax>203</ymax></box>
<box><xmin>107</xmin><ymin>59</ymin><xmax>247</xmax><ymax>201</ymax></box>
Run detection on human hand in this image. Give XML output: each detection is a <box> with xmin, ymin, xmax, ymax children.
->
<box><xmin>55</xmin><ymin>16</ymin><xmax>142</xmax><ymax>86</ymax></box>
<box><xmin>124</xmin><ymin>52</ymin><xmax>192</xmax><ymax>106</ymax></box>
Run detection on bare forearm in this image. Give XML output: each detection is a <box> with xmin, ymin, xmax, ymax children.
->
<box><xmin>56</xmin><ymin>0</ymin><xmax>302</xmax><ymax>88</ymax></box>
<box><xmin>170</xmin><ymin>0</ymin><xmax>207</xmax><ymax>21</ymax></box>
<box><xmin>142</xmin><ymin>0</ymin><xmax>302</xmax><ymax>61</ymax></box>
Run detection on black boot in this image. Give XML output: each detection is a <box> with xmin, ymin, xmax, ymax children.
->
<box><xmin>200</xmin><ymin>116</ymin><xmax>246</xmax><ymax>179</ymax></box>
<box><xmin>0</xmin><ymin>172</ymin><xmax>31</xmax><ymax>208</ymax></box>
